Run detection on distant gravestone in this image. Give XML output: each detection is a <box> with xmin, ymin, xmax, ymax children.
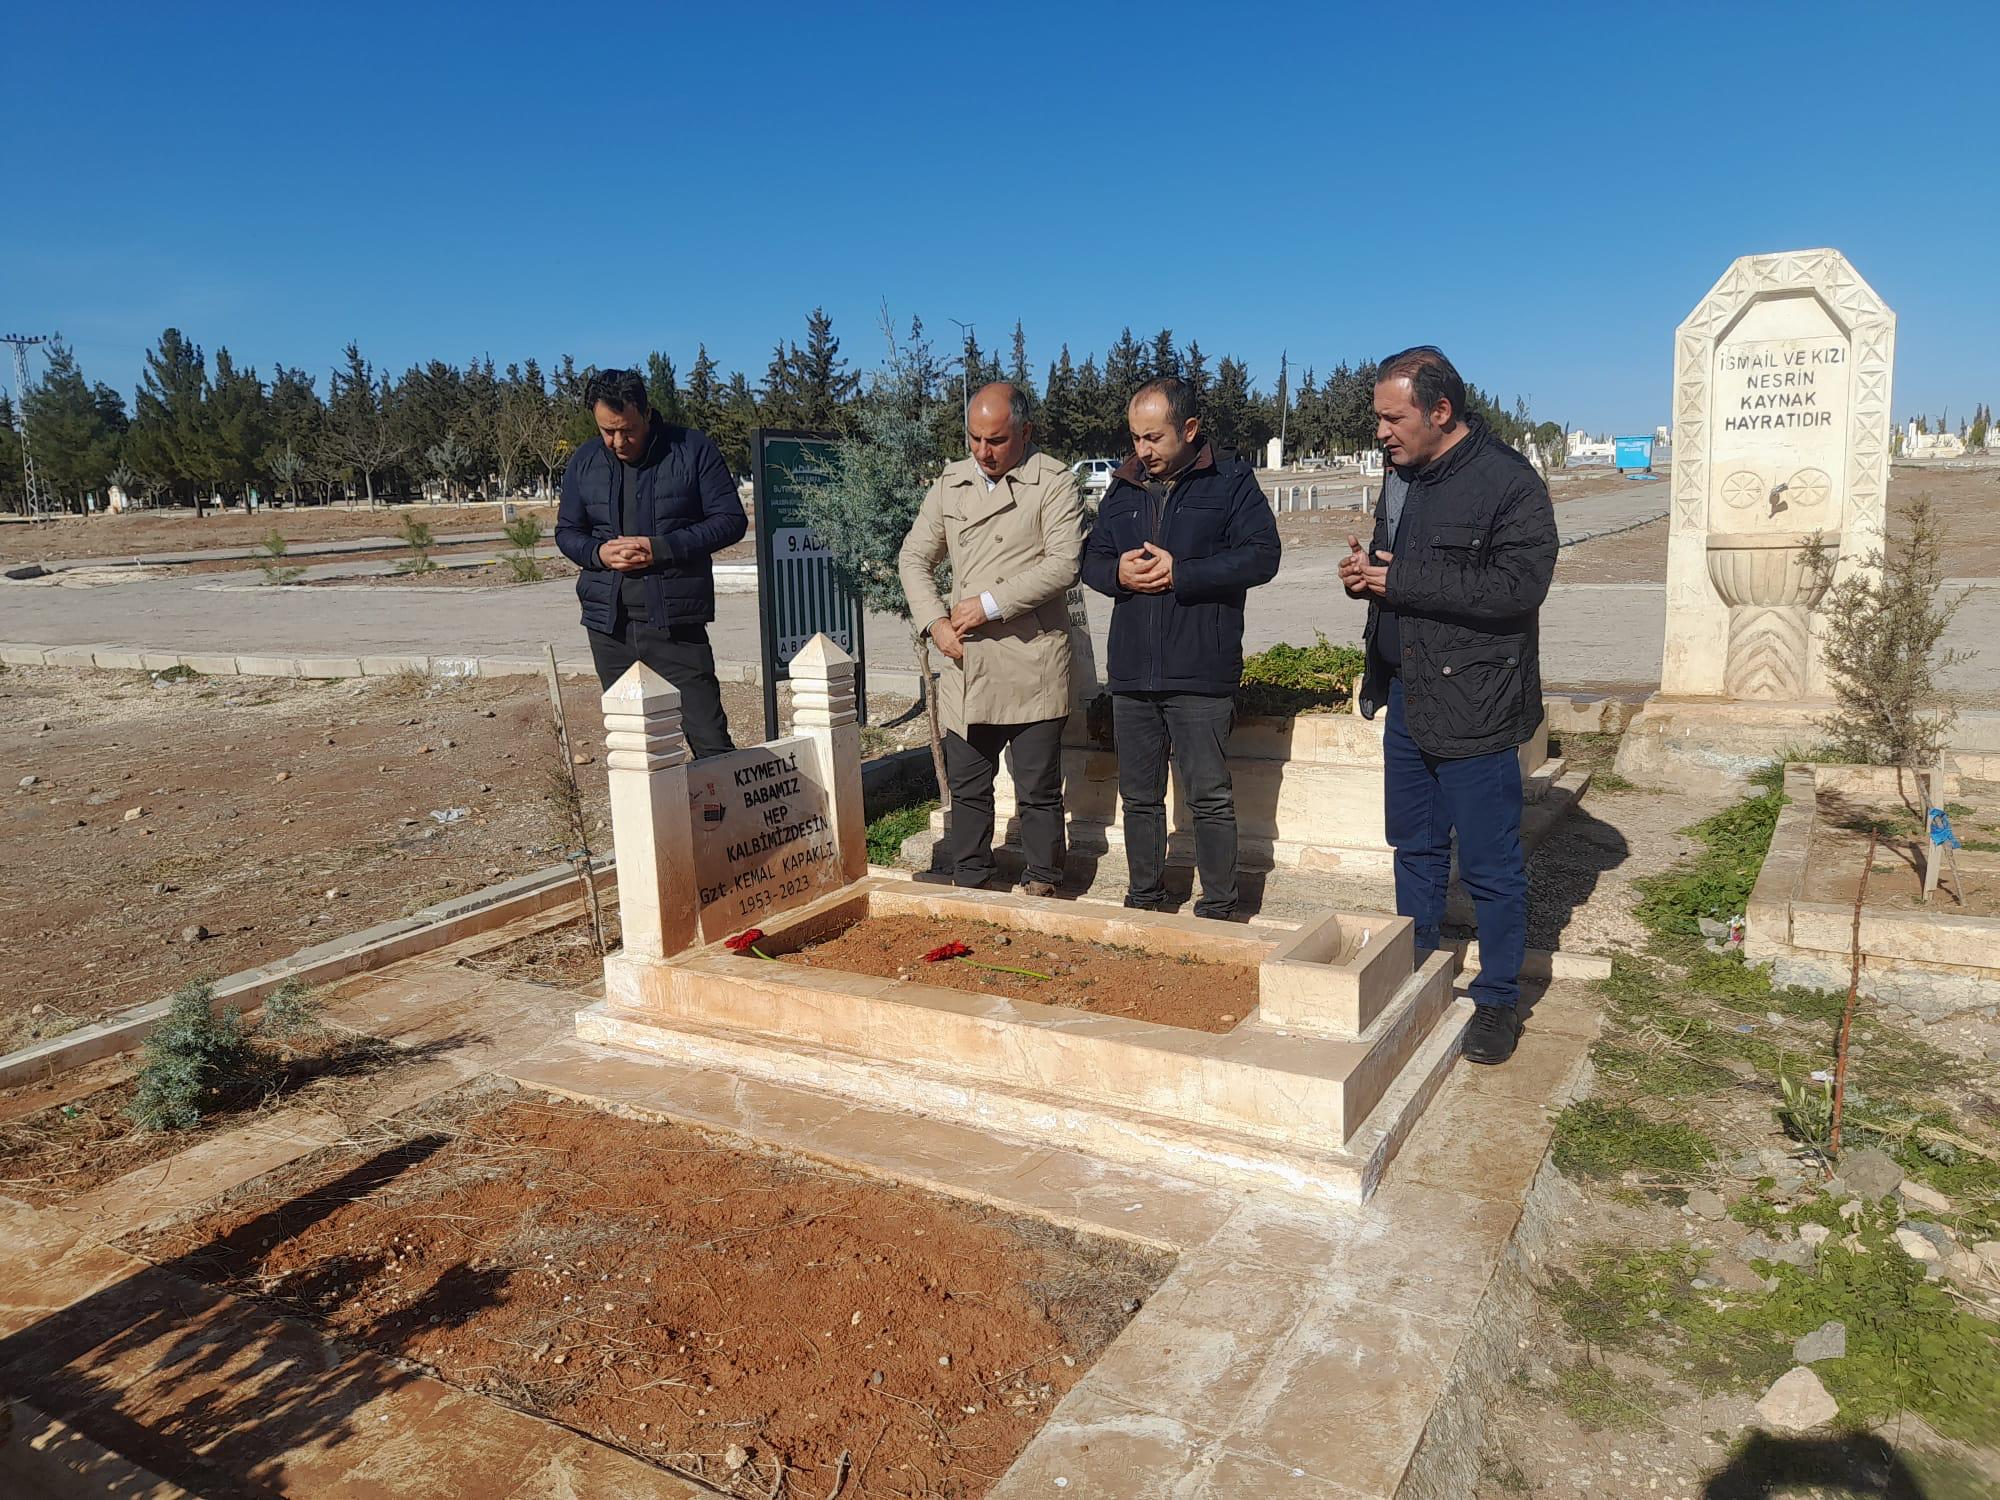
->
<box><xmin>685</xmin><ymin>738</ymin><xmax>846</xmax><ymax>939</ymax></box>
<box><xmin>1661</xmin><ymin>248</ymin><xmax>1895</xmax><ymax>701</ymax></box>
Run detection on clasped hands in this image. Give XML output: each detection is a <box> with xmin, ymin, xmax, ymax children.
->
<box><xmin>1338</xmin><ymin>534</ymin><xmax>1392</xmax><ymax>597</ymax></box>
<box><xmin>598</xmin><ymin>535</ymin><xmax>655</xmax><ymax>572</ymax></box>
<box><xmin>928</xmin><ymin>596</ymin><xmax>992</xmax><ymax>662</ymax></box>
<box><xmin>1116</xmin><ymin>545</ymin><xmax>1175</xmax><ymax>595</ymax></box>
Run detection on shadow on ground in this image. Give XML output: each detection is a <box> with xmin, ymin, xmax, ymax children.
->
<box><xmin>1700</xmin><ymin>1430</ymin><xmax>1936</xmax><ymax>1499</ymax></box>
<box><xmin>0</xmin><ymin>1132</ymin><xmax>504</xmax><ymax>1497</ymax></box>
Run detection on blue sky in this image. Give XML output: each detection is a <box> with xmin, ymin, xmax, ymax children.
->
<box><xmin>3</xmin><ymin>1</ymin><xmax>1992</xmax><ymax>434</ymax></box>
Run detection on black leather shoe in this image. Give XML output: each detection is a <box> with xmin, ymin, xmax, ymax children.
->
<box><xmin>1463</xmin><ymin>1004</ymin><xmax>1522</xmax><ymax>1065</ymax></box>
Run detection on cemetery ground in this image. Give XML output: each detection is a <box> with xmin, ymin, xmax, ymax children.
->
<box><xmin>0</xmin><ymin>500</ymin><xmax>560</xmax><ymax>567</ymax></box>
<box><xmin>5</xmin><ymin>683</ymin><xmax>1998</xmax><ymax>1493</ymax></box>
<box><xmin>1556</xmin><ymin>462</ymin><xmax>2000</xmax><ymax>588</ymax></box>
<box><xmin>0</xmin><ymin>663</ymin><xmax>929</xmax><ymax>1055</ymax></box>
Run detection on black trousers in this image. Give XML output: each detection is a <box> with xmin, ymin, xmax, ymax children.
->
<box><xmin>1114</xmin><ymin>690</ymin><xmax>1238</xmax><ymax>918</ymax></box>
<box><xmin>586</xmin><ymin>621</ymin><xmax>735</xmax><ymax>760</ymax></box>
<box><xmin>938</xmin><ymin>717</ymin><xmax>1067</xmax><ymax>887</ymax></box>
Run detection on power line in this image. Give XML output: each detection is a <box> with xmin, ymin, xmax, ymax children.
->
<box><xmin>2</xmin><ymin>333</ymin><xmax>54</xmax><ymax>519</ymax></box>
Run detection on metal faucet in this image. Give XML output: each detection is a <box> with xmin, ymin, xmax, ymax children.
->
<box><xmin>1768</xmin><ymin>482</ymin><xmax>1789</xmax><ymax>518</ymax></box>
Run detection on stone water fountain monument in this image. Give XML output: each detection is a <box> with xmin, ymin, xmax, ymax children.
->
<box><xmin>1619</xmin><ymin>248</ymin><xmax>1896</xmax><ymax>778</ymax></box>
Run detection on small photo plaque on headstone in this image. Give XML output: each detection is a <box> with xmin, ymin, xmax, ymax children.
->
<box><xmin>688</xmin><ymin>736</ymin><xmax>847</xmax><ymax>939</ymax></box>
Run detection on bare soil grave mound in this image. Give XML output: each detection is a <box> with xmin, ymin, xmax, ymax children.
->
<box><xmin>128</xmin><ymin>1088</ymin><xmax>1171</xmax><ymax>1498</ymax></box>
<box><xmin>1808</xmin><ymin>781</ymin><xmax>2000</xmax><ymax>917</ymax></box>
<box><xmin>775</xmin><ymin>911</ymin><xmax>1257</xmax><ymax>1032</ymax></box>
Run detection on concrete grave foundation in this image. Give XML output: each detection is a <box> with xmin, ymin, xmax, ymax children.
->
<box><xmin>576</xmin><ymin>634</ymin><xmax>1481</xmax><ymax>1202</ymax></box>
<box><xmin>906</xmin><ymin>699</ymin><xmax>1559</xmax><ymax>877</ymax></box>
<box><xmin>1746</xmin><ymin>762</ymin><xmax>2000</xmax><ymax>1018</ymax></box>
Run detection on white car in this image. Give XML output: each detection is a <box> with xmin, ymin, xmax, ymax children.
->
<box><xmin>1070</xmin><ymin>457</ymin><xmax>1121</xmax><ymax>496</ymax></box>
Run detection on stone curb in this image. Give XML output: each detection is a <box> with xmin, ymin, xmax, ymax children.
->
<box><xmin>0</xmin><ymin>859</ymin><xmax>615</xmax><ymax>1092</ymax></box>
<box><xmin>1</xmin><ymin>644</ymin><xmax>1655</xmax><ymax>721</ymax></box>
<box><xmin>0</xmin><ymin>640</ymin><xmax>925</xmax><ymax>695</ymax></box>
<box><xmin>1554</xmin><ymin>503</ymin><xmax>1670</xmax><ymax>547</ymax></box>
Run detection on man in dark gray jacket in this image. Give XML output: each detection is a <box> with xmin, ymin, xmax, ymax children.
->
<box><xmin>1341</xmin><ymin>347</ymin><xmax>1556</xmax><ymax>1065</ymax></box>
<box><xmin>555</xmin><ymin>369</ymin><xmax>746</xmax><ymax>757</ymax></box>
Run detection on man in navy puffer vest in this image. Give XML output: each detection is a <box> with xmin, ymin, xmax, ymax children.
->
<box><xmin>555</xmin><ymin>368</ymin><xmax>747</xmax><ymax>758</ymax></box>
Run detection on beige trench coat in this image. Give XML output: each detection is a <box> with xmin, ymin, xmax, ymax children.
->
<box><xmin>897</xmin><ymin>451</ymin><xmax>1082</xmax><ymax>736</ymax></box>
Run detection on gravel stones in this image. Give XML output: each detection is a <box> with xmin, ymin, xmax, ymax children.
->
<box><xmin>1833</xmin><ymin>1147</ymin><xmax>1902</xmax><ymax>1200</ymax></box>
<box><xmin>1792</xmin><ymin>1320</ymin><xmax>1846</xmax><ymax>1363</ymax></box>
<box><xmin>1755</xmin><ymin>1366</ymin><xmax>1838</xmax><ymax>1432</ymax></box>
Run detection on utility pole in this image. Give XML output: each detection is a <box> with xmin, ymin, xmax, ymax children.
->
<box><xmin>2</xmin><ymin>333</ymin><xmax>53</xmax><ymax>519</ymax></box>
<box><xmin>1276</xmin><ymin>350</ymin><xmax>1289</xmax><ymax>462</ymax></box>
<box><xmin>947</xmin><ymin>317</ymin><xmax>975</xmax><ymax>452</ymax></box>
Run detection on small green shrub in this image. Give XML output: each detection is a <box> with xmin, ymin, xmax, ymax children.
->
<box><xmin>259</xmin><ymin>980</ymin><xmax>324</xmax><ymax>1038</ymax></box>
<box><xmin>1237</xmin><ymin>633</ymin><xmax>1367</xmax><ymax>717</ymax></box>
<box><xmin>130</xmin><ymin>981</ymin><xmax>259</xmax><ymax>1131</ymax></box>
<box><xmin>502</xmin><ymin>515</ymin><xmax>545</xmax><ymax>582</ymax></box>
<box><xmin>256</xmin><ymin>527</ymin><xmax>305</xmax><ymax>585</ymax></box>
<box><xmin>396</xmin><ymin>515</ymin><xmax>437</xmax><ymax>574</ymax></box>
<box><xmin>129</xmin><ymin>979</ymin><xmax>325</xmax><ymax>1131</ymax></box>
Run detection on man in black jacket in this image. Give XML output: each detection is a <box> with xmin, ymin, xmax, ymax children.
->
<box><xmin>1082</xmin><ymin>377</ymin><xmax>1281</xmax><ymax>919</ymax></box>
<box><xmin>555</xmin><ymin>369</ymin><xmax>747</xmax><ymax>758</ymax></box>
<box><xmin>1341</xmin><ymin>347</ymin><xmax>1556</xmax><ymax>1064</ymax></box>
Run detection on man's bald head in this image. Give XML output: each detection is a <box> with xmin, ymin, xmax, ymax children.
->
<box><xmin>967</xmin><ymin>382</ymin><xmax>1033</xmax><ymax>479</ymax></box>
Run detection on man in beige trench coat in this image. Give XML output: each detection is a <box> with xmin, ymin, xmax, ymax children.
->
<box><xmin>898</xmin><ymin>382</ymin><xmax>1083</xmax><ymax>896</ymax></box>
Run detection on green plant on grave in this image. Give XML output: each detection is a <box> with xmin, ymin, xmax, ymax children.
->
<box><xmin>501</xmin><ymin>514</ymin><xmax>545</xmax><ymax>583</ymax></box>
<box><xmin>255</xmin><ymin>527</ymin><xmax>305</xmax><ymax>585</ymax></box>
<box><xmin>396</xmin><ymin>514</ymin><xmax>437</xmax><ymax>574</ymax></box>
<box><xmin>1236</xmin><ymin>633</ymin><xmax>1367</xmax><ymax>718</ymax></box>
<box><xmin>1803</xmin><ymin>494</ymin><xmax>1972</xmax><ymax>768</ymax></box>
<box><xmin>1774</xmin><ymin>1064</ymin><xmax>1834</xmax><ymax>1153</ymax></box>
<box><xmin>866</xmin><ymin>796</ymin><xmax>939</xmax><ymax>865</ymax></box>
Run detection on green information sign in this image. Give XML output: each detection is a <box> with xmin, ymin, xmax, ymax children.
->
<box><xmin>752</xmin><ymin>428</ymin><xmax>866</xmax><ymax>739</ymax></box>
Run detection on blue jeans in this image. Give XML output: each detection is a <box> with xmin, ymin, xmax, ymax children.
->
<box><xmin>1383</xmin><ymin>679</ymin><xmax>1527</xmax><ymax>1009</ymax></box>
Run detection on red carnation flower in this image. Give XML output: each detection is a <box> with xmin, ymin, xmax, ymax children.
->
<box><xmin>723</xmin><ymin>928</ymin><xmax>769</xmax><ymax>957</ymax></box>
<box><xmin>924</xmin><ymin>941</ymin><xmax>972</xmax><ymax>962</ymax></box>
